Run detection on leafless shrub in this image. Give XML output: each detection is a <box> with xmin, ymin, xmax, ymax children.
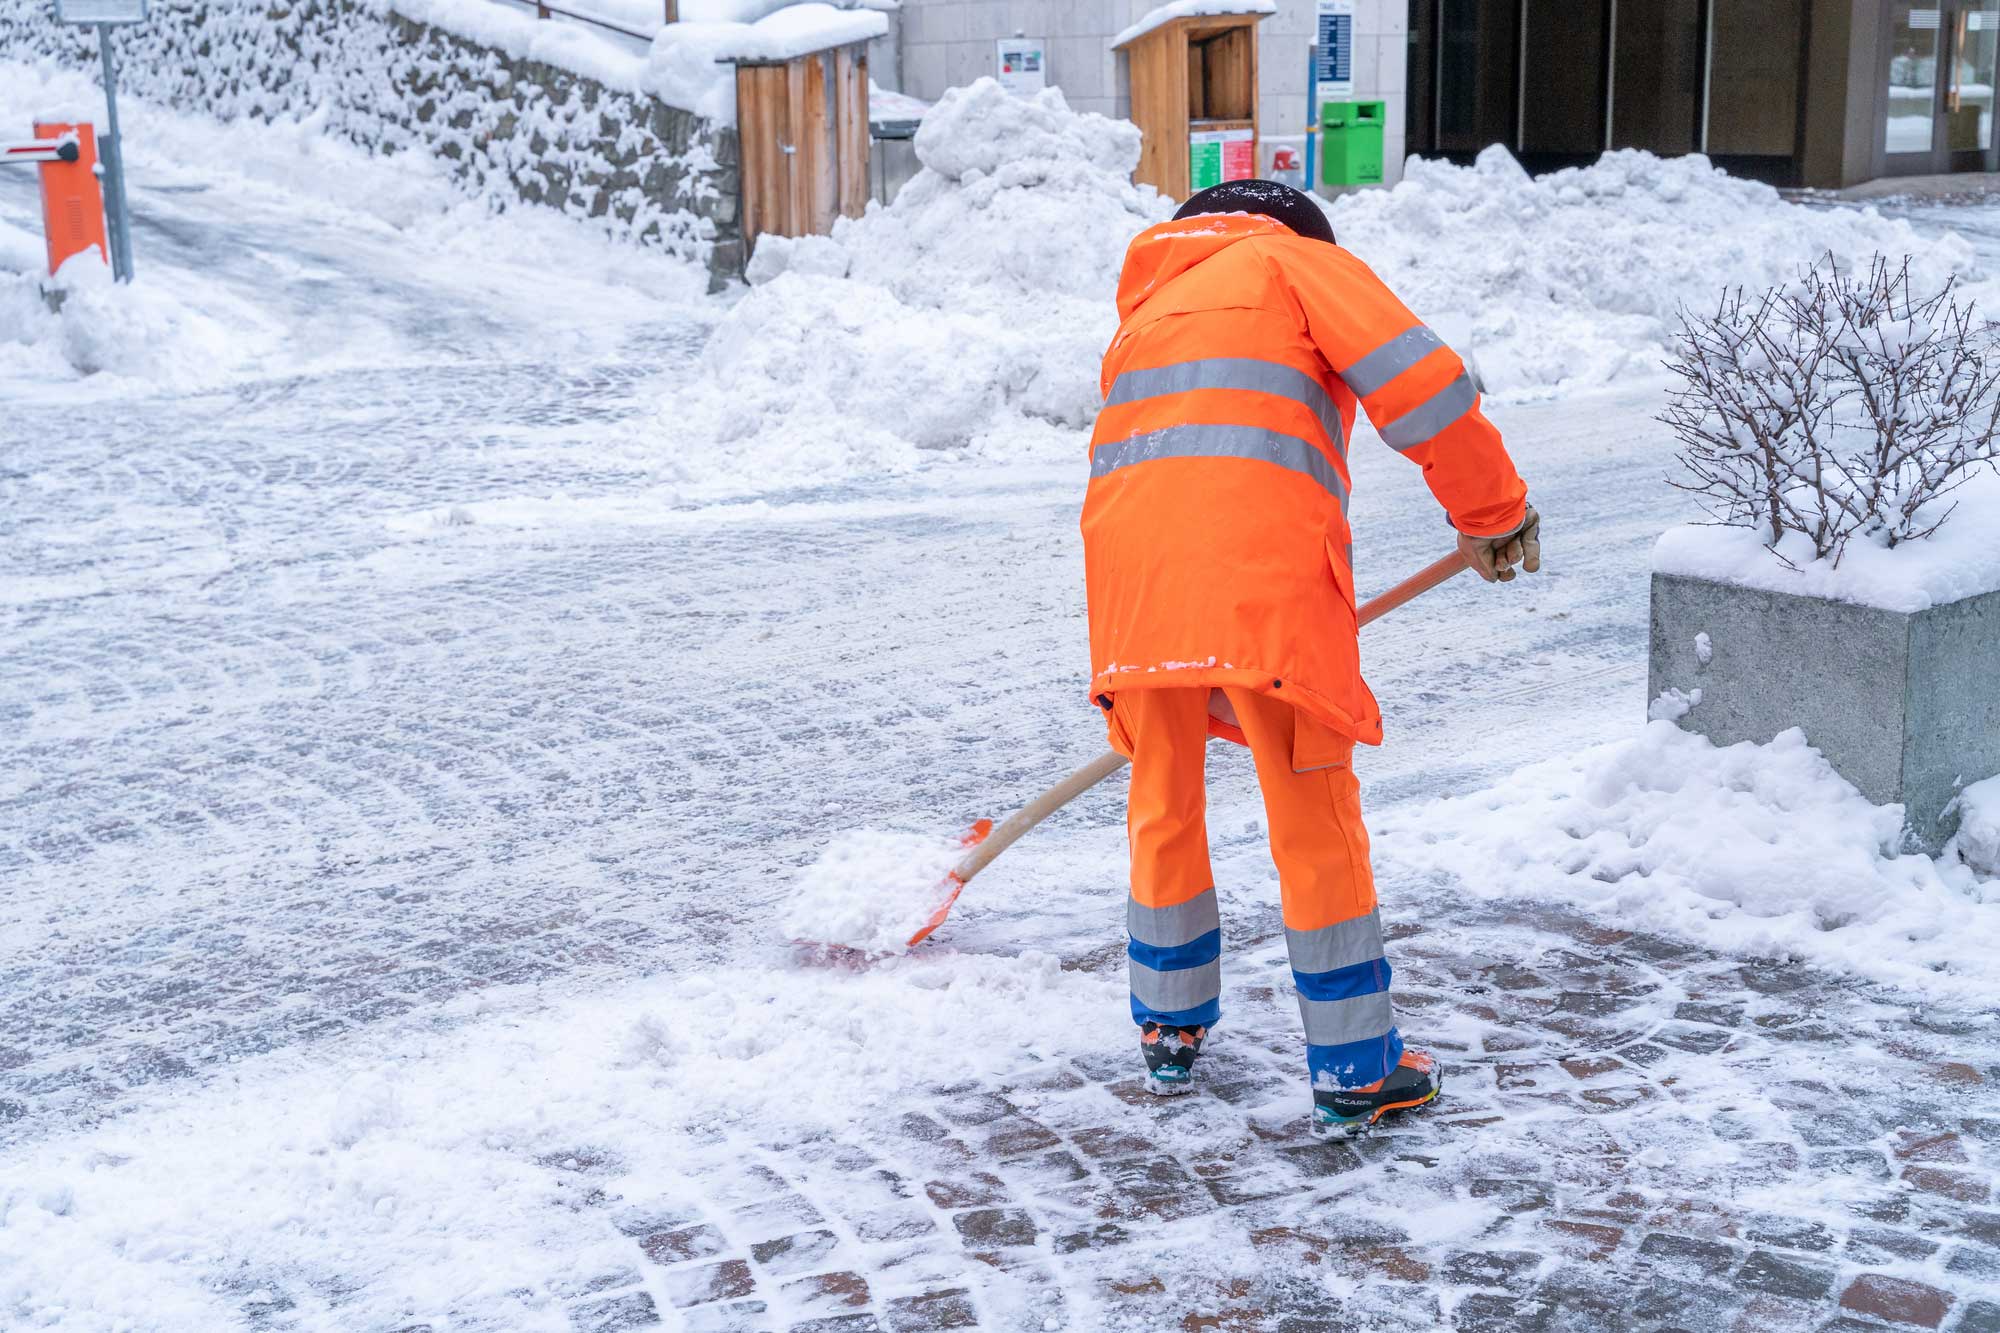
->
<box><xmin>1661</xmin><ymin>254</ymin><xmax>2000</xmax><ymax>566</ymax></box>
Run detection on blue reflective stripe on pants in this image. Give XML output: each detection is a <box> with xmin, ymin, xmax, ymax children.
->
<box><xmin>1129</xmin><ymin>927</ymin><xmax>1222</xmax><ymax>974</ymax></box>
<box><xmin>1308</xmin><ymin>1027</ymin><xmax>1404</xmax><ymax>1091</ymax></box>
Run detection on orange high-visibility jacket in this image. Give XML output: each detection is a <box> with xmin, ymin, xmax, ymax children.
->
<box><xmin>1082</xmin><ymin>214</ymin><xmax>1528</xmax><ymax>747</ymax></box>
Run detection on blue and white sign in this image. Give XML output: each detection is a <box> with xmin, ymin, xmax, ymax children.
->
<box><xmin>55</xmin><ymin>0</ymin><xmax>148</xmax><ymax>24</ymax></box>
<box><xmin>1315</xmin><ymin>0</ymin><xmax>1354</xmax><ymax>100</ymax></box>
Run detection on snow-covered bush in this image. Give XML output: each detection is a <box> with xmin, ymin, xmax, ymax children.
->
<box><xmin>1661</xmin><ymin>255</ymin><xmax>2000</xmax><ymax>566</ymax></box>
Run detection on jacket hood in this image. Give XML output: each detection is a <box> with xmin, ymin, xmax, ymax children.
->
<box><xmin>1114</xmin><ymin>213</ymin><xmax>1293</xmax><ymax>322</ymax></box>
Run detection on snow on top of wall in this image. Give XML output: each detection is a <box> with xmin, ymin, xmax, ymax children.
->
<box><xmin>1650</xmin><ymin>469</ymin><xmax>2000</xmax><ymax>612</ymax></box>
<box><xmin>1327</xmin><ymin>146</ymin><xmax>1978</xmax><ymax>401</ymax></box>
<box><xmin>1375</xmin><ymin>720</ymin><xmax>2000</xmax><ymax>1002</ymax></box>
<box><xmin>392</xmin><ymin>0</ymin><xmax>881</xmax><ymax>123</ymax></box>
<box><xmin>390</xmin><ymin>0</ymin><xmax>651</xmax><ymax>92</ymax></box>
<box><xmin>1112</xmin><ymin>0</ymin><xmax>1276</xmax><ymax>49</ymax></box>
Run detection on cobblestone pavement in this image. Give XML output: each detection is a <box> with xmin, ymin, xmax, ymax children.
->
<box><xmin>193</xmin><ymin>894</ymin><xmax>2000</xmax><ymax>1333</ymax></box>
<box><xmin>5</xmin><ymin>157</ymin><xmax>1998</xmax><ymax>1330</ymax></box>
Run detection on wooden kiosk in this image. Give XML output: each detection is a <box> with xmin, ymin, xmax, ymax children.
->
<box><xmin>733</xmin><ymin>40</ymin><xmax>871</xmax><ymax>254</ymax></box>
<box><xmin>1115</xmin><ymin>9</ymin><xmax>1267</xmax><ymax>200</ymax></box>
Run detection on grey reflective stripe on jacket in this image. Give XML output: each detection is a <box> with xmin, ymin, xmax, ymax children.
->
<box><xmin>1378</xmin><ymin>372</ymin><xmax>1479</xmax><ymax>451</ymax></box>
<box><xmin>1339</xmin><ymin>325</ymin><xmax>1445</xmax><ymax>397</ymax></box>
<box><xmin>1090</xmin><ymin>424</ymin><xmax>1348</xmax><ymax>509</ymax></box>
<box><xmin>1104</xmin><ymin>357</ymin><xmax>1347</xmax><ymax>453</ymax></box>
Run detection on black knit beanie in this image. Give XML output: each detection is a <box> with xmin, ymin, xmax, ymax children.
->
<box><xmin>1173</xmin><ymin>179</ymin><xmax>1336</xmax><ymax>245</ymax></box>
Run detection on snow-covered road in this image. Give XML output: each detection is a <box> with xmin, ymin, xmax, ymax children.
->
<box><xmin>3</xmin><ymin>79</ymin><xmax>1997</xmax><ymax>1333</ymax></box>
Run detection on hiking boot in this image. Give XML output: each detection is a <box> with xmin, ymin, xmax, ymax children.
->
<box><xmin>1311</xmin><ymin>1048</ymin><xmax>1442</xmax><ymax>1136</ymax></box>
<box><xmin>1140</xmin><ymin>1021</ymin><xmax>1207</xmax><ymax>1095</ymax></box>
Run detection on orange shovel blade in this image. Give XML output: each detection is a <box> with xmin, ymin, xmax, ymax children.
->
<box><xmin>906</xmin><ymin>818</ymin><xmax>992</xmax><ymax>947</ymax></box>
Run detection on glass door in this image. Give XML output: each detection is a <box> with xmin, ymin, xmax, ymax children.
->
<box><xmin>1946</xmin><ymin>0</ymin><xmax>2000</xmax><ymax>168</ymax></box>
<box><xmin>1884</xmin><ymin>4</ymin><xmax>1943</xmax><ymax>166</ymax></box>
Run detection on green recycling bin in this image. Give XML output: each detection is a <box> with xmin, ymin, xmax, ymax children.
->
<box><xmin>1320</xmin><ymin>99</ymin><xmax>1384</xmax><ymax>186</ymax></box>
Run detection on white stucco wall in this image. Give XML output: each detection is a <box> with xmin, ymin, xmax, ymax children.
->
<box><xmin>889</xmin><ymin>0</ymin><xmax>1410</xmax><ymax>191</ymax></box>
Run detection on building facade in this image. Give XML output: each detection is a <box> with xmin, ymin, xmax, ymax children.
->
<box><xmin>1408</xmin><ymin>1</ymin><xmax>2000</xmax><ymax>189</ymax></box>
<box><xmin>877</xmin><ymin>3</ymin><xmax>1996</xmax><ymax>196</ymax></box>
<box><xmin>880</xmin><ymin>1</ymin><xmax>1414</xmax><ymax>185</ymax></box>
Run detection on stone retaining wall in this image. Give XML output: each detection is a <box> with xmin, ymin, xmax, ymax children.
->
<box><xmin>0</xmin><ymin>0</ymin><xmax>744</xmax><ymax>281</ymax></box>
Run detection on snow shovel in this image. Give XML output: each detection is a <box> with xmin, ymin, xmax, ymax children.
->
<box><xmin>908</xmin><ymin>548</ymin><xmax>1473</xmax><ymax>946</ymax></box>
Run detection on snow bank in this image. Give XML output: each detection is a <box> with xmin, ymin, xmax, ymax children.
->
<box><xmin>635</xmin><ymin>78</ymin><xmax>1171</xmax><ymax>497</ymax></box>
<box><xmin>1113</xmin><ymin>0</ymin><xmax>1276</xmax><ymax>49</ymax></box>
<box><xmin>1374</xmin><ymin>721</ymin><xmax>1999</xmax><ymax>1000</ymax></box>
<box><xmin>781</xmin><ymin>827</ymin><xmax>967</xmax><ymax>952</ymax></box>
<box><xmin>0</xmin><ymin>246</ymin><xmax>276</xmax><ymax>391</ymax></box>
<box><xmin>1652</xmin><ymin>469</ymin><xmax>2000</xmax><ymax>611</ymax></box>
<box><xmin>1329</xmin><ymin>147</ymin><xmax>1978</xmax><ymax>399</ymax></box>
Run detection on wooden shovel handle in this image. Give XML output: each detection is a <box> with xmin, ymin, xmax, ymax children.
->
<box><xmin>949</xmin><ymin>549</ymin><xmax>1470</xmax><ymax>886</ymax></box>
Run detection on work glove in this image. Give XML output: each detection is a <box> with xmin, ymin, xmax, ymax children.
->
<box><xmin>1458</xmin><ymin>503</ymin><xmax>1541</xmax><ymax>584</ymax></box>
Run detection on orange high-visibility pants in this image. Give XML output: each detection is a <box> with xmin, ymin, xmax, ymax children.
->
<box><xmin>1113</xmin><ymin>686</ymin><xmax>1403</xmax><ymax>1090</ymax></box>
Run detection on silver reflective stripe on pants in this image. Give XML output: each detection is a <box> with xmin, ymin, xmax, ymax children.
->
<box><xmin>1299</xmin><ymin>990</ymin><xmax>1395</xmax><ymax>1046</ymax></box>
<box><xmin>1130</xmin><ymin>957</ymin><xmax>1222</xmax><ymax>1014</ymax></box>
<box><xmin>1285</xmin><ymin>909</ymin><xmax>1386</xmax><ymax>976</ymax></box>
<box><xmin>1105</xmin><ymin>358</ymin><xmax>1346</xmax><ymax>453</ymax></box>
<box><xmin>1339</xmin><ymin>325</ymin><xmax>1446</xmax><ymax>398</ymax></box>
<box><xmin>1129</xmin><ymin>888</ymin><xmax>1220</xmax><ymax>949</ymax></box>
<box><xmin>1378</xmin><ymin>371</ymin><xmax>1478</xmax><ymax>451</ymax></box>
<box><xmin>1090</xmin><ymin>424</ymin><xmax>1348</xmax><ymax>508</ymax></box>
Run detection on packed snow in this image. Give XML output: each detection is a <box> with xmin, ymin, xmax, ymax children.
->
<box><xmin>1112</xmin><ymin>0</ymin><xmax>1277</xmax><ymax>49</ymax></box>
<box><xmin>782</xmin><ymin>827</ymin><xmax>970</xmax><ymax>953</ymax></box>
<box><xmin>1375</xmin><ymin>721</ymin><xmax>2000</xmax><ymax>1000</ymax></box>
<box><xmin>1652</xmin><ymin>468</ymin><xmax>2000</xmax><ymax>611</ymax></box>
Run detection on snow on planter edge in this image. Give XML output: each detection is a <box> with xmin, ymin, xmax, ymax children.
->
<box><xmin>1651</xmin><ymin>469</ymin><xmax>2000</xmax><ymax>613</ymax></box>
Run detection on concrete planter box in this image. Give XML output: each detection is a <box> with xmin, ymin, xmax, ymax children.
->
<box><xmin>1649</xmin><ymin>573</ymin><xmax>2000</xmax><ymax>852</ymax></box>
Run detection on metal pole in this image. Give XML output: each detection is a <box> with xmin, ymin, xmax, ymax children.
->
<box><xmin>96</xmin><ymin>23</ymin><xmax>134</xmax><ymax>282</ymax></box>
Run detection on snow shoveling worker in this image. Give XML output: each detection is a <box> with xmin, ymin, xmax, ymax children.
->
<box><xmin>1082</xmin><ymin>179</ymin><xmax>1541</xmax><ymax>1138</ymax></box>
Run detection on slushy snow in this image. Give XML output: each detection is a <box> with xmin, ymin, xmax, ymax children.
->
<box><xmin>1374</xmin><ymin>721</ymin><xmax>2000</xmax><ymax>1001</ymax></box>
<box><xmin>1652</xmin><ymin>468</ymin><xmax>2000</xmax><ymax>611</ymax></box>
<box><xmin>782</xmin><ymin>827</ymin><xmax>969</xmax><ymax>953</ymax></box>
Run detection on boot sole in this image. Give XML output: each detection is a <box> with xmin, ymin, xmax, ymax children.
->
<box><xmin>1311</xmin><ymin>1081</ymin><xmax>1443</xmax><ymax>1139</ymax></box>
<box><xmin>1145</xmin><ymin>1072</ymin><xmax>1196</xmax><ymax>1096</ymax></box>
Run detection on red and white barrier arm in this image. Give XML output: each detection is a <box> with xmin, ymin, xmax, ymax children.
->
<box><xmin>2</xmin><ymin>138</ymin><xmax>81</xmax><ymax>165</ymax></box>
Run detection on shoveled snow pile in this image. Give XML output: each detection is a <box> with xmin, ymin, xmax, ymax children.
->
<box><xmin>639</xmin><ymin>78</ymin><xmax>1172</xmax><ymax>496</ymax></box>
<box><xmin>1653</xmin><ymin>468</ymin><xmax>2000</xmax><ymax>612</ymax></box>
<box><xmin>781</xmin><ymin>827</ymin><xmax>968</xmax><ymax>953</ymax></box>
<box><xmin>0</xmin><ymin>244</ymin><xmax>269</xmax><ymax>391</ymax></box>
<box><xmin>1329</xmin><ymin>147</ymin><xmax>1978</xmax><ymax>399</ymax></box>
<box><xmin>1374</xmin><ymin>721</ymin><xmax>1999</xmax><ymax>1000</ymax></box>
